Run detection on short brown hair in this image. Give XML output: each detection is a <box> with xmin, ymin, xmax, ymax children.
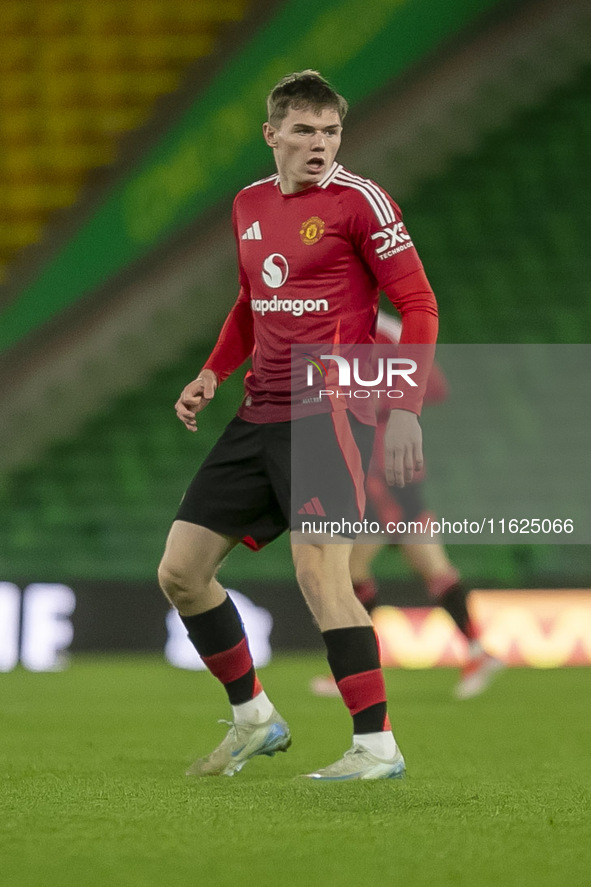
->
<box><xmin>266</xmin><ymin>70</ymin><xmax>348</xmax><ymax>127</ymax></box>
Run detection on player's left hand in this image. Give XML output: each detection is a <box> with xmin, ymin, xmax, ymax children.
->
<box><xmin>383</xmin><ymin>409</ymin><xmax>423</xmax><ymax>487</ymax></box>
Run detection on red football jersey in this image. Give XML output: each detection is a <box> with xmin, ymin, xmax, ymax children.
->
<box><xmin>204</xmin><ymin>162</ymin><xmax>438</xmax><ymax>423</ymax></box>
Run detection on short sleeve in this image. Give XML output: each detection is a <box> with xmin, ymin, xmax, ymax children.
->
<box><xmin>344</xmin><ymin>179</ymin><xmax>425</xmax><ymax>289</ymax></box>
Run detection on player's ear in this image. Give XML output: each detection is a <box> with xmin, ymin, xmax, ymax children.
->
<box><xmin>263</xmin><ymin>122</ymin><xmax>278</xmax><ymax>148</ymax></box>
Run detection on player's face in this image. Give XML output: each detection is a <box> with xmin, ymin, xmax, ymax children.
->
<box><xmin>263</xmin><ymin>106</ymin><xmax>342</xmax><ymax>194</ymax></box>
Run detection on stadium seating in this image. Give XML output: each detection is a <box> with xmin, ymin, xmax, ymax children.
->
<box><xmin>405</xmin><ymin>65</ymin><xmax>591</xmax><ymax>344</ymax></box>
<box><xmin>0</xmin><ymin>0</ymin><xmax>248</xmax><ymax>282</ymax></box>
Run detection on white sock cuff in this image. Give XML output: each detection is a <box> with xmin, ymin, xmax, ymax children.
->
<box><xmin>232</xmin><ymin>690</ymin><xmax>274</xmax><ymax>725</ymax></box>
<box><xmin>353</xmin><ymin>730</ymin><xmax>397</xmax><ymax>760</ymax></box>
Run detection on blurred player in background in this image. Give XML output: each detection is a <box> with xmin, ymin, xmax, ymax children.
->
<box><xmin>311</xmin><ymin>312</ymin><xmax>504</xmax><ymax>701</ymax></box>
<box><xmin>158</xmin><ymin>71</ymin><xmax>438</xmax><ymax>781</ymax></box>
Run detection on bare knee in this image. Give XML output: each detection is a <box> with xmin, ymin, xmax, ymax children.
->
<box><xmin>158</xmin><ymin>521</ymin><xmax>235</xmax><ymax>614</ymax></box>
<box><xmin>293</xmin><ymin>547</ymin><xmax>325</xmax><ymax>602</ymax></box>
<box><xmin>158</xmin><ymin>554</ymin><xmax>204</xmax><ymax>611</ymax></box>
<box><xmin>292</xmin><ymin>541</ymin><xmax>369</xmax><ymax>630</ymax></box>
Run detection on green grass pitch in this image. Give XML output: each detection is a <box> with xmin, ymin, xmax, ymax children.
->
<box><xmin>1</xmin><ymin>655</ymin><xmax>589</xmax><ymax>887</ymax></box>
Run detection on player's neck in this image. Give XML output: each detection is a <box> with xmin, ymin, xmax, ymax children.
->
<box><xmin>277</xmin><ymin>175</ymin><xmax>315</xmax><ymax>195</ymax></box>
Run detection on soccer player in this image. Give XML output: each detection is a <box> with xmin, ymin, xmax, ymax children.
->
<box><xmin>158</xmin><ymin>71</ymin><xmax>438</xmax><ymax>780</ymax></box>
<box><xmin>311</xmin><ymin>312</ymin><xmax>504</xmax><ymax>701</ymax></box>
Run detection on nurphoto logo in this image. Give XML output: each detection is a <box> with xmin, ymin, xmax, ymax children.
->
<box><xmin>304</xmin><ymin>352</ymin><xmax>417</xmax><ymax>399</ymax></box>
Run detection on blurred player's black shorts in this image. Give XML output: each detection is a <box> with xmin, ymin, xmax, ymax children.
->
<box><xmin>175</xmin><ymin>413</ymin><xmax>374</xmax><ymax>549</ymax></box>
<box><xmin>365</xmin><ymin>474</ymin><xmax>426</xmax><ymax>537</ymax></box>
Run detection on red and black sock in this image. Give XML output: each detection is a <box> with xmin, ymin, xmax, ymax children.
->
<box><xmin>353</xmin><ymin>578</ymin><xmax>378</xmax><ymax>613</ymax></box>
<box><xmin>322</xmin><ymin>626</ymin><xmax>390</xmax><ymax>734</ymax></box>
<box><xmin>181</xmin><ymin>596</ymin><xmax>261</xmax><ymax>705</ymax></box>
<box><xmin>431</xmin><ymin>579</ymin><xmax>477</xmax><ymax>641</ymax></box>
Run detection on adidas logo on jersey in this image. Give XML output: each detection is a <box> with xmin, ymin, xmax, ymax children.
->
<box><xmin>241</xmin><ymin>221</ymin><xmax>262</xmax><ymax>240</ymax></box>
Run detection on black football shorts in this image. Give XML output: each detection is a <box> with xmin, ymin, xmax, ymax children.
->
<box><xmin>175</xmin><ymin>412</ymin><xmax>374</xmax><ymax>548</ymax></box>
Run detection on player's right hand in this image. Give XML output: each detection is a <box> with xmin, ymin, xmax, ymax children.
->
<box><xmin>175</xmin><ymin>369</ymin><xmax>218</xmax><ymax>431</ymax></box>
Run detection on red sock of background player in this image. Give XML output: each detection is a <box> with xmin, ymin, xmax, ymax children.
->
<box><xmin>181</xmin><ymin>596</ymin><xmax>274</xmax><ymax>724</ymax></box>
<box><xmin>427</xmin><ymin>570</ymin><xmax>482</xmax><ymax>651</ymax></box>
<box><xmin>353</xmin><ymin>577</ymin><xmax>378</xmax><ymax>613</ymax></box>
<box><xmin>322</xmin><ymin>625</ymin><xmax>398</xmax><ymax>759</ymax></box>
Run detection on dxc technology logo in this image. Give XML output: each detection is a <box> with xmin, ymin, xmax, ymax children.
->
<box><xmin>371</xmin><ymin>223</ymin><xmax>412</xmax><ymax>260</ymax></box>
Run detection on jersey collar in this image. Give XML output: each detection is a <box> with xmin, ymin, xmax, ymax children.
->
<box><xmin>318</xmin><ymin>162</ymin><xmax>342</xmax><ymax>188</ymax></box>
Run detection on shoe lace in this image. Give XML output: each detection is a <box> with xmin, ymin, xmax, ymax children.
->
<box><xmin>318</xmin><ymin>745</ymin><xmax>370</xmax><ymax>775</ymax></box>
<box><xmin>343</xmin><ymin>746</ymin><xmax>368</xmax><ymax>760</ymax></box>
<box><xmin>213</xmin><ymin>719</ymin><xmax>240</xmax><ymax>749</ymax></box>
<box><xmin>215</xmin><ymin>718</ymin><xmax>256</xmax><ymax>744</ymax></box>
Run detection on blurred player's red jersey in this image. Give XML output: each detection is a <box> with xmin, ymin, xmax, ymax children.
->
<box><xmin>371</xmin><ymin>311</ymin><xmax>448</xmax><ymax>479</ymax></box>
<box><xmin>204</xmin><ymin>162</ymin><xmax>438</xmax><ymax>423</ymax></box>
<box><xmin>375</xmin><ymin>312</ymin><xmax>448</xmax><ymax>411</ymax></box>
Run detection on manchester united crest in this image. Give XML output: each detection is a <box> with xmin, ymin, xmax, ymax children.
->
<box><xmin>300</xmin><ymin>216</ymin><xmax>325</xmax><ymax>245</ymax></box>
